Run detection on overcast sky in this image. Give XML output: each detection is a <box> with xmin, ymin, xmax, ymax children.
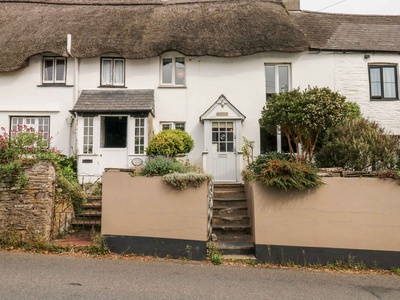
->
<box><xmin>301</xmin><ymin>0</ymin><xmax>400</xmax><ymax>15</ymax></box>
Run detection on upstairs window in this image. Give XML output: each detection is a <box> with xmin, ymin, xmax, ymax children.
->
<box><xmin>161</xmin><ymin>57</ymin><xmax>185</xmax><ymax>86</ymax></box>
<box><xmin>369</xmin><ymin>65</ymin><xmax>398</xmax><ymax>100</ymax></box>
<box><xmin>101</xmin><ymin>58</ymin><xmax>125</xmax><ymax>87</ymax></box>
<box><xmin>43</xmin><ymin>57</ymin><xmax>66</xmax><ymax>84</ymax></box>
<box><xmin>265</xmin><ymin>64</ymin><xmax>290</xmax><ymax>99</ymax></box>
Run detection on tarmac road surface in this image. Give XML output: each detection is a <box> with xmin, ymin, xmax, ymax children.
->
<box><xmin>0</xmin><ymin>252</ymin><xmax>400</xmax><ymax>299</ymax></box>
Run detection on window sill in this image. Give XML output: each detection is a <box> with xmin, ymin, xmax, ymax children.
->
<box><xmin>97</xmin><ymin>86</ymin><xmax>127</xmax><ymax>88</ymax></box>
<box><xmin>158</xmin><ymin>85</ymin><xmax>187</xmax><ymax>89</ymax></box>
<box><xmin>37</xmin><ymin>84</ymin><xmax>73</xmax><ymax>87</ymax></box>
<box><xmin>370</xmin><ymin>99</ymin><xmax>399</xmax><ymax>102</ymax></box>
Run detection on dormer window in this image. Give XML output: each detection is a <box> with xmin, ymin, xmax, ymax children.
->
<box><xmin>101</xmin><ymin>58</ymin><xmax>125</xmax><ymax>87</ymax></box>
<box><xmin>42</xmin><ymin>57</ymin><xmax>66</xmax><ymax>84</ymax></box>
<box><xmin>161</xmin><ymin>57</ymin><xmax>185</xmax><ymax>86</ymax></box>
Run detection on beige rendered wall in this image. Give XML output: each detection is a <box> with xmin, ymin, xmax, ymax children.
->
<box><xmin>102</xmin><ymin>170</ymin><xmax>208</xmax><ymax>242</ymax></box>
<box><xmin>248</xmin><ymin>178</ymin><xmax>400</xmax><ymax>251</ymax></box>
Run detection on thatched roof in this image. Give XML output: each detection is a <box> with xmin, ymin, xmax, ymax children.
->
<box><xmin>0</xmin><ymin>0</ymin><xmax>309</xmax><ymax>72</ymax></box>
<box><xmin>292</xmin><ymin>11</ymin><xmax>400</xmax><ymax>52</ymax></box>
<box><xmin>71</xmin><ymin>89</ymin><xmax>155</xmax><ymax>115</ymax></box>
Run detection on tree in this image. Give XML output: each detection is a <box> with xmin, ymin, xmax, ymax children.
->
<box><xmin>259</xmin><ymin>87</ymin><xmax>348</xmax><ymax>163</ymax></box>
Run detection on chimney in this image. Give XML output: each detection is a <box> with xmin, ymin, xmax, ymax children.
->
<box><xmin>282</xmin><ymin>0</ymin><xmax>300</xmax><ymax>11</ymax></box>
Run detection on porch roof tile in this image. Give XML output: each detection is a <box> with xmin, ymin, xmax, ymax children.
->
<box><xmin>71</xmin><ymin>89</ymin><xmax>155</xmax><ymax>115</ymax></box>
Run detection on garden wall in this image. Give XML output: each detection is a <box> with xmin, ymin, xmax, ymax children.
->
<box><xmin>0</xmin><ymin>162</ymin><xmax>55</xmax><ymax>242</ymax></box>
<box><xmin>102</xmin><ymin>169</ymin><xmax>209</xmax><ymax>260</ymax></box>
<box><xmin>246</xmin><ymin>178</ymin><xmax>400</xmax><ymax>269</ymax></box>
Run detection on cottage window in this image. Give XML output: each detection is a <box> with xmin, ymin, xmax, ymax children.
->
<box><xmin>10</xmin><ymin>116</ymin><xmax>50</xmax><ymax>147</ymax></box>
<box><xmin>369</xmin><ymin>65</ymin><xmax>398</xmax><ymax>100</ymax></box>
<box><xmin>83</xmin><ymin>117</ymin><xmax>94</xmax><ymax>154</ymax></box>
<box><xmin>161</xmin><ymin>57</ymin><xmax>185</xmax><ymax>86</ymax></box>
<box><xmin>101</xmin><ymin>58</ymin><xmax>125</xmax><ymax>87</ymax></box>
<box><xmin>160</xmin><ymin>122</ymin><xmax>185</xmax><ymax>131</ymax></box>
<box><xmin>265</xmin><ymin>64</ymin><xmax>290</xmax><ymax>99</ymax></box>
<box><xmin>134</xmin><ymin>118</ymin><xmax>146</xmax><ymax>154</ymax></box>
<box><xmin>263</xmin><ymin>64</ymin><xmax>291</xmax><ymax>153</ymax></box>
<box><xmin>43</xmin><ymin>57</ymin><xmax>66</xmax><ymax>84</ymax></box>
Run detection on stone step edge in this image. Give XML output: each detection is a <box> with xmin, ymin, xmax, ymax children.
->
<box><xmin>212</xmin><ymin>224</ymin><xmax>251</xmax><ymax>229</ymax></box>
<box><xmin>221</xmin><ymin>254</ymin><xmax>256</xmax><ymax>260</ymax></box>
<box><xmin>212</xmin><ymin>214</ymin><xmax>249</xmax><ymax>218</ymax></box>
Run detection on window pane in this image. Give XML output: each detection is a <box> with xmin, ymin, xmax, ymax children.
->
<box><xmin>114</xmin><ymin>59</ymin><xmax>124</xmax><ymax>85</ymax></box>
<box><xmin>370</xmin><ymin>68</ymin><xmax>382</xmax><ymax>97</ymax></box>
<box><xmin>55</xmin><ymin>59</ymin><xmax>65</xmax><ymax>82</ymax></box>
<box><xmin>175</xmin><ymin>123</ymin><xmax>185</xmax><ymax>131</ymax></box>
<box><xmin>102</xmin><ymin>59</ymin><xmax>112</xmax><ymax>85</ymax></box>
<box><xmin>44</xmin><ymin>59</ymin><xmax>54</xmax><ymax>82</ymax></box>
<box><xmin>162</xmin><ymin>58</ymin><xmax>173</xmax><ymax>84</ymax></box>
<box><xmin>383</xmin><ymin>67</ymin><xmax>396</xmax><ymax>98</ymax></box>
<box><xmin>265</xmin><ymin>65</ymin><xmax>275</xmax><ymax>95</ymax></box>
<box><xmin>175</xmin><ymin>57</ymin><xmax>185</xmax><ymax>85</ymax></box>
<box><xmin>278</xmin><ymin>66</ymin><xmax>289</xmax><ymax>93</ymax></box>
<box><xmin>162</xmin><ymin>124</ymin><xmax>172</xmax><ymax>131</ymax></box>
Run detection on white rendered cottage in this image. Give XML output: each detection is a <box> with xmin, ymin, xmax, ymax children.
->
<box><xmin>0</xmin><ymin>0</ymin><xmax>400</xmax><ymax>183</ymax></box>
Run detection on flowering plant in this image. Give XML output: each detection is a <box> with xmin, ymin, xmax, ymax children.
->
<box><xmin>0</xmin><ymin>125</ymin><xmax>61</xmax><ymax>187</ymax></box>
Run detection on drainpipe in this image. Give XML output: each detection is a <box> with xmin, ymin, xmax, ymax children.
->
<box><xmin>67</xmin><ymin>34</ymin><xmax>79</xmax><ymax>157</ymax></box>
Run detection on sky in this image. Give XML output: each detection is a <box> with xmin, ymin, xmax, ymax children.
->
<box><xmin>300</xmin><ymin>0</ymin><xmax>400</xmax><ymax>15</ymax></box>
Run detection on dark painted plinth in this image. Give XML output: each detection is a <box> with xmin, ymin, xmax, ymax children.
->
<box><xmin>104</xmin><ymin>235</ymin><xmax>207</xmax><ymax>261</ymax></box>
<box><xmin>256</xmin><ymin>244</ymin><xmax>400</xmax><ymax>270</ymax></box>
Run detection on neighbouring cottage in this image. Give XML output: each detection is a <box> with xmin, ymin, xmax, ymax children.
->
<box><xmin>1</xmin><ymin>0</ymin><xmax>400</xmax><ymax>183</ymax></box>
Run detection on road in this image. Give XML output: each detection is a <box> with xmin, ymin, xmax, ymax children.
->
<box><xmin>0</xmin><ymin>252</ymin><xmax>399</xmax><ymax>299</ymax></box>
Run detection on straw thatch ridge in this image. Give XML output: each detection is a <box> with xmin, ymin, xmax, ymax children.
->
<box><xmin>292</xmin><ymin>11</ymin><xmax>400</xmax><ymax>52</ymax></box>
<box><xmin>0</xmin><ymin>0</ymin><xmax>309</xmax><ymax>72</ymax></box>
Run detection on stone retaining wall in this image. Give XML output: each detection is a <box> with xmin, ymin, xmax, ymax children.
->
<box><xmin>0</xmin><ymin>162</ymin><xmax>56</xmax><ymax>241</ymax></box>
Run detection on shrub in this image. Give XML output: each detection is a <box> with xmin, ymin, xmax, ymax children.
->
<box><xmin>244</xmin><ymin>153</ymin><xmax>323</xmax><ymax>191</ymax></box>
<box><xmin>163</xmin><ymin>172</ymin><xmax>212</xmax><ymax>190</ymax></box>
<box><xmin>315</xmin><ymin>118</ymin><xmax>399</xmax><ymax>171</ymax></box>
<box><xmin>146</xmin><ymin>130</ymin><xmax>194</xmax><ymax>157</ymax></box>
<box><xmin>141</xmin><ymin>156</ymin><xmax>186</xmax><ymax>176</ymax></box>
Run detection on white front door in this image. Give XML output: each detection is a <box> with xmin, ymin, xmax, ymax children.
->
<box><xmin>209</xmin><ymin>121</ymin><xmax>237</xmax><ymax>182</ymax></box>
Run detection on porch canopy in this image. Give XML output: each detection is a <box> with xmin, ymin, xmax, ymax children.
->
<box><xmin>71</xmin><ymin>89</ymin><xmax>155</xmax><ymax>116</ymax></box>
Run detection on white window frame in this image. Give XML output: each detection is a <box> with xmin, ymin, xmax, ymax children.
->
<box><xmin>10</xmin><ymin>116</ymin><xmax>50</xmax><ymax>147</ymax></box>
<box><xmin>160</xmin><ymin>57</ymin><xmax>186</xmax><ymax>86</ymax></box>
<box><xmin>264</xmin><ymin>63</ymin><xmax>292</xmax><ymax>153</ymax></box>
<box><xmin>134</xmin><ymin>118</ymin><xmax>146</xmax><ymax>155</ymax></box>
<box><xmin>101</xmin><ymin>57</ymin><xmax>125</xmax><ymax>87</ymax></box>
<box><xmin>160</xmin><ymin>122</ymin><xmax>185</xmax><ymax>131</ymax></box>
<box><xmin>265</xmin><ymin>63</ymin><xmax>291</xmax><ymax>99</ymax></box>
<box><xmin>42</xmin><ymin>57</ymin><xmax>66</xmax><ymax>84</ymax></box>
<box><xmin>83</xmin><ymin>117</ymin><xmax>94</xmax><ymax>154</ymax></box>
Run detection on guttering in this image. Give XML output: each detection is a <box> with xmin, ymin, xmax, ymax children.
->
<box><xmin>309</xmin><ymin>48</ymin><xmax>400</xmax><ymax>55</ymax></box>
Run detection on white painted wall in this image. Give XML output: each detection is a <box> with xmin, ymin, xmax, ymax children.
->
<box><xmin>1</xmin><ymin>50</ymin><xmax>399</xmax><ymax>179</ymax></box>
<box><xmin>0</xmin><ymin>55</ymin><xmax>75</xmax><ymax>154</ymax></box>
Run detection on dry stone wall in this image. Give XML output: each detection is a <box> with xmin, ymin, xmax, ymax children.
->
<box><xmin>0</xmin><ymin>162</ymin><xmax>56</xmax><ymax>241</ymax></box>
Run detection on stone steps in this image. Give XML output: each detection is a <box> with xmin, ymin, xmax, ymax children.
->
<box><xmin>69</xmin><ymin>199</ymin><xmax>102</xmax><ymax>237</ymax></box>
<box><xmin>212</xmin><ymin>184</ymin><xmax>254</xmax><ymax>256</ymax></box>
